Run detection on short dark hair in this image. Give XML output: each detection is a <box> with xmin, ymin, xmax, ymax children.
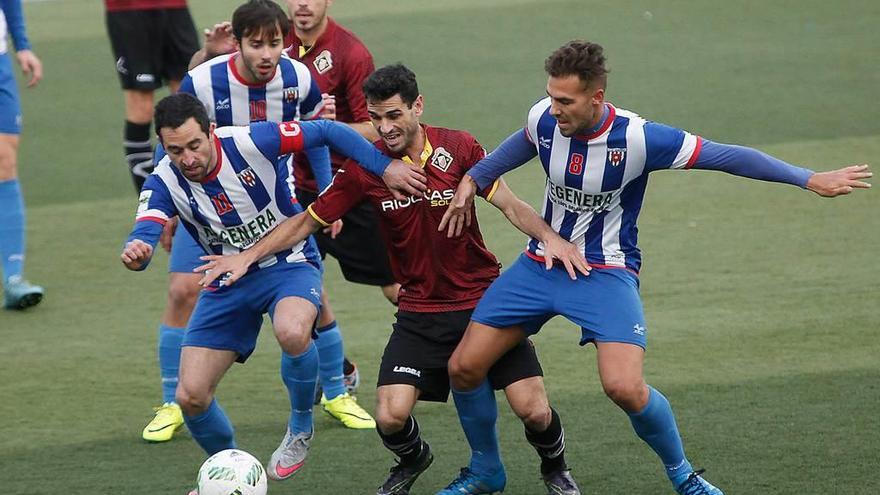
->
<box><xmin>545</xmin><ymin>40</ymin><xmax>609</xmax><ymax>88</ymax></box>
<box><xmin>362</xmin><ymin>64</ymin><xmax>420</xmax><ymax>106</ymax></box>
<box><xmin>154</xmin><ymin>93</ymin><xmax>212</xmax><ymax>137</ymax></box>
<box><xmin>232</xmin><ymin>0</ymin><xmax>290</xmax><ymax>41</ymax></box>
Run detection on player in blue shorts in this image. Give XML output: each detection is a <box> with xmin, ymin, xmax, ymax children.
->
<box><xmin>0</xmin><ymin>0</ymin><xmax>43</xmax><ymax>309</ymax></box>
<box><xmin>120</xmin><ymin>93</ymin><xmax>421</xmax><ymax>478</ymax></box>
<box><xmin>439</xmin><ymin>40</ymin><xmax>872</xmax><ymax>494</ymax></box>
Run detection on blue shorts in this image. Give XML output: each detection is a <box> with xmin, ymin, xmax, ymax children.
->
<box><xmin>471</xmin><ymin>253</ymin><xmax>648</xmax><ymax>348</ymax></box>
<box><xmin>168</xmin><ymin>226</ymin><xmax>205</xmax><ymax>273</ymax></box>
<box><xmin>183</xmin><ymin>261</ymin><xmax>323</xmax><ymax>362</ymax></box>
<box><xmin>0</xmin><ymin>54</ymin><xmax>22</xmax><ymax>135</ymax></box>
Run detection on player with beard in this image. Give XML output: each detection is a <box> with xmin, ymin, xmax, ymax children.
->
<box><xmin>195</xmin><ymin>64</ymin><xmax>585</xmax><ymax>495</ymax></box>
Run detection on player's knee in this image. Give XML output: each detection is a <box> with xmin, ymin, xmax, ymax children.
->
<box><xmin>275</xmin><ymin>322</ymin><xmax>313</xmax><ymax>355</ymax></box>
<box><xmin>512</xmin><ymin>396</ymin><xmax>551</xmax><ymax>431</ymax></box>
<box><xmin>167</xmin><ymin>277</ymin><xmax>200</xmax><ymax>313</ymax></box>
<box><xmin>602</xmin><ymin>378</ymin><xmax>647</xmax><ymax>412</ymax></box>
<box><xmin>448</xmin><ymin>354</ymin><xmax>483</xmax><ymax>390</ymax></box>
<box><xmin>175</xmin><ymin>385</ymin><xmax>212</xmax><ymax>416</ymax></box>
<box><xmin>0</xmin><ymin>138</ymin><xmax>19</xmax><ymax>180</ymax></box>
<box><xmin>374</xmin><ymin>403</ymin><xmax>409</xmax><ymax>434</ymax></box>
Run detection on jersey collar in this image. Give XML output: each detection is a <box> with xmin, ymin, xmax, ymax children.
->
<box><xmin>294</xmin><ymin>17</ymin><xmax>337</xmax><ymax>58</ymax></box>
<box><xmin>573</xmin><ymin>103</ymin><xmax>615</xmax><ymax>141</ymax></box>
<box><xmin>401</xmin><ymin>126</ymin><xmax>433</xmax><ymax>168</ymax></box>
<box><xmin>228</xmin><ymin>53</ymin><xmax>277</xmax><ymax>88</ymax></box>
<box><xmin>200</xmin><ymin>135</ymin><xmax>224</xmax><ymax>183</ymax></box>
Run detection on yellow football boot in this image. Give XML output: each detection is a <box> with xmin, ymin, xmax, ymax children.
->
<box><xmin>142</xmin><ymin>402</ymin><xmax>184</xmax><ymax>442</ymax></box>
<box><xmin>320</xmin><ymin>393</ymin><xmax>376</xmax><ymax>429</ymax></box>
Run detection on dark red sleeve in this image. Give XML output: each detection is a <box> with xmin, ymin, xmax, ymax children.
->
<box><xmin>307</xmin><ymin>162</ymin><xmax>367</xmax><ymax>225</ymax></box>
<box><xmin>342</xmin><ymin>44</ymin><xmax>375</xmax><ymax>123</ymax></box>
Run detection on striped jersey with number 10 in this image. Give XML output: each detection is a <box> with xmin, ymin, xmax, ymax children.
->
<box><xmin>136</xmin><ymin>121</ymin><xmax>320</xmax><ymax>274</ymax></box>
<box><xmin>179</xmin><ymin>53</ymin><xmax>323</xmax><ymax>127</ymax></box>
<box><xmin>525</xmin><ymin>98</ymin><xmax>702</xmax><ymax>273</ymax></box>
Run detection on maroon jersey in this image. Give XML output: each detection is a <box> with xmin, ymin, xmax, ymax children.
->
<box><xmin>307</xmin><ymin>125</ymin><xmax>501</xmax><ymax>313</ymax></box>
<box><xmin>284</xmin><ymin>18</ymin><xmax>375</xmax><ymax>193</ymax></box>
<box><xmin>105</xmin><ymin>0</ymin><xmax>187</xmax><ymax>11</ymax></box>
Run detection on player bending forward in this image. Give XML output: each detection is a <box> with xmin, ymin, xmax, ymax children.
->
<box><xmin>121</xmin><ymin>93</ymin><xmax>421</xmax><ymax>480</ymax></box>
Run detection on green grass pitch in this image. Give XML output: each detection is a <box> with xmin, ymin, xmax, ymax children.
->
<box><xmin>0</xmin><ymin>0</ymin><xmax>877</xmax><ymax>493</ymax></box>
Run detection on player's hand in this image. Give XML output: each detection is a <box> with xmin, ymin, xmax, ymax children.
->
<box><xmin>438</xmin><ymin>175</ymin><xmax>477</xmax><ymax>238</ymax></box>
<box><xmin>321</xmin><ymin>93</ymin><xmax>337</xmax><ymax>121</ymax></box>
<box><xmin>806</xmin><ymin>164</ymin><xmax>872</xmax><ymax>197</ymax></box>
<box><xmin>120</xmin><ymin>240</ymin><xmax>153</xmax><ymax>271</ymax></box>
<box><xmin>322</xmin><ymin>219</ymin><xmax>343</xmax><ymax>239</ymax></box>
<box><xmin>194</xmin><ymin>254</ymin><xmax>251</xmax><ymax>287</ymax></box>
<box><xmin>541</xmin><ymin>235</ymin><xmax>591</xmax><ymax>280</ymax></box>
<box><xmin>159</xmin><ymin>217</ymin><xmax>179</xmax><ymax>253</ymax></box>
<box><xmin>15</xmin><ymin>50</ymin><xmax>42</xmax><ymax>88</ymax></box>
<box><xmin>203</xmin><ymin>21</ymin><xmax>234</xmax><ymax>58</ymax></box>
<box><xmin>382</xmin><ymin>159</ymin><xmax>427</xmax><ymax>200</ymax></box>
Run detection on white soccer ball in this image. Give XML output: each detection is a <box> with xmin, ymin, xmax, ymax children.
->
<box><xmin>196</xmin><ymin>449</ymin><xmax>268</xmax><ymax>495</ymax></box>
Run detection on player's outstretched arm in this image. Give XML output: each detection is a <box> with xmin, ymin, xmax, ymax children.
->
<box><xmin>806</xmin><ymin>164</ymin><xmax>872</xmax><ymax>197</ymax></box>
<box><xmin>488</xmin><ymin>179</ymin><xmax>590</xmax><ymax>280</ymax></box>
<box><xmin>194</xmin><ymin>211</ymin><xmax>322</xmax><ymax>287</ymax></box>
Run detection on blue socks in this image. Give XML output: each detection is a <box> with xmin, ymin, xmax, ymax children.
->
<box><xmin>158</xmin><ymin>325</ymin><xmax>184</xmax><ymax>403</ymax></box>
<box><xmin>451</xmin><ymin>380</ymin><xmax>504</xmax><ymax>476</ymax></box>
<box><xmin>315</xmin><ymin>321</ymin><xmax>346</xmax><ymax>400</ymax></box>
<box><xmin>0</xmin><ymin>179</ymin><xmax>25</xmax><ymax>284</ymax></box>
<box><xmin>281</xmin><ymin>343</ymin><xmax>318</xmax><ymax>435</ymax></box>
<box><xmin>184</xmin><ymin>399</ymin><xmax>236</xmax><ymax>455</ymax></box>
<box><xmin>628</xmin><ymin>386</ymin><xmax>693</xmax><ymax>482</ymax></box>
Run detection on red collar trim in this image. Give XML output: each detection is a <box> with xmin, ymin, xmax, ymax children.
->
<box><xmin>228</xmin><ymin>54</ymin><xmax>277</xmax><ymax>88</ymax></box>
<box><xmin>201</xmin><ymin>136</ymin><xmax>223</xmax><ymax>183</ymax></box>
<box><xmin>574</xmin><ymin>103</ymin><xmax>615</xmax><ymax>141</ymax></box>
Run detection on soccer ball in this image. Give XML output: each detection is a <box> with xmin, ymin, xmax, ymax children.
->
<box><xmin>196</xmin><ymin>449</ymin><xmax>268</xmax><ymax>495</ymax></box>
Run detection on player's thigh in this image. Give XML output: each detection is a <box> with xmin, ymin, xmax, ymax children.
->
<box><xmin>375</xmin><ymin>384</ymin><xmax>420</xmax><ymax>431</ymax></box>
<box><xmin>178</xmin><ymin>345</ymin><xmax>237</xmax><ymax>400</ymax></box>
<box><xmin>158</xmin><ymin>8</ymin><xmax>199</xmax><ymax>85</ymax></box>
<box><xmin>266</xmin><ymin>262</ymin><xmax>323</xmax><ymax>352</ymax></box>
<box><xmin>558</xmin><ymin>268</ymin><xmax>648</xmax><ymax>348</ymax></box>
<box><xmin>377</xmin><ymin>311</ymin><xmax>464</xmax><ymax>403</ymax></box>
<box><xmin>595</xmin><ymin>341</ymin><xmax>648</xmax><ymax>411</ymax></box>
<box><xmin>449</xmin><ymin>321</ymin><xmax>527</xmax><ymax>384</ymax></box>
<box><xmin>0</xmin><ymin>134</ymin><xmax>20</xmax><ymax>180</ymax></box>
<box><xmin>183</xmin><ymin>285</ymin><xmax>264</xmax><ymax>363</ymax></box>
<box><xmin>106</xmin><ymin>10</ymin><xmax>163</xmax><ymax>93</ymax></box>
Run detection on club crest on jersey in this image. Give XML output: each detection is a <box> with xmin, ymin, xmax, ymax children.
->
<box><xmin>283</xmin><ymin>87</ymin><xmax>299</xmax><ymax>103</ymax></box>
<box><xmin>210</xmin><ymin>192</ymin><xmax>234</xmax><ymax>215</ymax></box>
<box><xmin>430</xmin><ymin>147</ymin><xmax>454</xmax><ymax>172</ymax></box>
<box><xmin>237</xmin><ymin>167</ymin><xmax>257</xmax><ymax>187</ymax></box>
<box><xmin>313</xmin><ymin>50</ymin><xmax>333</xmax><ymax>74</ymax></box>
<box><xmin>608</xmin><ymin>148</ymin><xmax>626</xmax><ymax>167</ymax></box>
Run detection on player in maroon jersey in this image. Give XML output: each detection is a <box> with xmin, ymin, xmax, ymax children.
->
<box><xmin>195</xmin><ymin>64</ymin><xmax>586</xmax><ymax>495</ymax></box>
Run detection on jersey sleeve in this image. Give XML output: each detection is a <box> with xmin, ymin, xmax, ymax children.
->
<box><xmin>306</xmin><ymin>162</ymin><xmax>367</xmax><ymax>226</ymax></box>
<box><xmin>2</xmin><ymin>0</ymin><xmax>31</xmax><ymax>51</ymax></box>
<box><xmin>177</xmin><ymin>73</ymin><xmax>196</xmax><ymax>96</ymax></box>
<box><xmin>342</xmin><ymin>44</ymin><xmax>375</xmax><ymax>123</ymax></box>
<box><xmin>643</xmin><ymin>122</ymin><xmax>703</xmax><ymax>172</ymax></box>
<box><xmin>299</xmin><ymin>72</ymin><xmax>325</xmax><ymax>120</ymax></box>
<box><xmin>250</xmin><ymin>121</ymin><xmax>307</xmax><ymax>160</ymax></box>
<box><xmin>125</xmin><ymin>174</ymin><xmax>177</xmax><ymax>267</ymax></box>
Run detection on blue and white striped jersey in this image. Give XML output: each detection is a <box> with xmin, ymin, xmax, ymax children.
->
<box><xmin>135</xmin><ymin>121</ymin><xmax>320</xmax><ymax>272</ymax></box>
<box><xmin>525</xmin><ymin>97</ymin><xmax>702</xmax><ymax>272</ymax></box>
<box><xmin>179</xmin><ymin>53</ymin><xmax>323</xmax><ymax>126</ymax></box>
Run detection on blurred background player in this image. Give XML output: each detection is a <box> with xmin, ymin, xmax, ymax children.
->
<box><xmin>105</xmin><ymin>0</ymin><xmax>200</xmax><ymax>192</ymax></box>
<box><xmin>441</xmin><ymin>40</ymin><xmax>873</xmax><ymax>495</ymax></box>
<box><xmin>0</xmin><ymin>0</ymin><xmax>43</xmax><ymax>310</ymax></box>
<box><xmin>177</xmin><ymin>0</ymin><xmax>379</xmax><ymax>434</ymax></box>
<box><xmin>121</xmin><ymin>93</ymin><xmax>416</xmax><ymax>481</ymax></box>
<box><xmin>192</xmin><ymin>0</ymin><xmax>392</xmax><ymax>416</ymax></box>
<box><xmin>195</xmin><ymin>64</ymin><xmax>584</xmax><ymax>495</ymax></box>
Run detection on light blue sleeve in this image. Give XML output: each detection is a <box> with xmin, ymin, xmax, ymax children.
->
<box><xmin>466</xmin><ymin>128</ymin><xmax>538</xmax><ymax>191</ymax></box>
<box><xmin>1</xmin><ymin>0</ymin><xmax>31</xmax><ymax>51</ymax></box>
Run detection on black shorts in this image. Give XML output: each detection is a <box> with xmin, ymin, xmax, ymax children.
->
<box><xmin>297</xmin><ymin>189</ymin><xmax>396</xmax><ymax>287</ymax></box>
<box><xmin>377</xmin><ymin>310</ymin><xmax>543</xmax><ymax>402</ymax></box>
<box><xmin>106</xmin><ymin>8</ymin><xmax>199</xmax><ymax>90</ymax></box>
